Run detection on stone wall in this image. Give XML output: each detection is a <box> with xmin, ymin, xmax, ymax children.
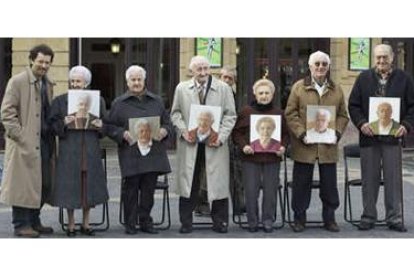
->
<box><xmin>12</xmin><ymin>38</ymin><xmax>69</xmax><ymax>97</ymax></box>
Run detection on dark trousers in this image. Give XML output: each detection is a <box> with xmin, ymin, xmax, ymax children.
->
<box><xmin>12</xmin><ymin>139</ymin><xmax>51</xmax><ymax>230</ymax></box>
<box><xmin>291</xmin><ymin>161</ymin><xmax>339</xmax><ymax>223</ymax></box>
<box><xmin>360</xmin><ymin>144</ymin><xmax>402</xmax><ymax>225</ymax></box>
<box><xmin>123</xmin><ymin>172</ymin><xmax>158</xmax><ymax>227</ymax></box>
<box><xmin>242</xmin><ymin>161</ymin><xmax>280</xmax><ymax>228</ymax></box>
<box><xmin>229</xmin><ymin>141</ymin><xmax>245</xmax><ymax>214</ymax></box>
<box><xmin>179</xmin><ymin>144</ymin><xmax>229</xmax><ymax>227</ymax></box>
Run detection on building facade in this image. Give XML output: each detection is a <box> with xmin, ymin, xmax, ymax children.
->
<box><xmin>1</xmin><ymin>37</ymin><xmax>414</xmax><ymax>149</ymax></box>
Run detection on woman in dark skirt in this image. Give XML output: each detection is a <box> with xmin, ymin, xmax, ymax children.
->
<box><xmin>49</xmin><ymin>65</ymin><xmax>108</xmax><ymax>237</ymax></box>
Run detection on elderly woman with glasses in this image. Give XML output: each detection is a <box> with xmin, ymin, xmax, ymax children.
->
<box><xmin>49</xmin><ymin>65</ymin><xmax>109</xmax><ymax>237</ymax></box>
<box><xmin>285</xmin><ymin>51</ymin><xmax>349</xmax><ymax>233</ymax></box>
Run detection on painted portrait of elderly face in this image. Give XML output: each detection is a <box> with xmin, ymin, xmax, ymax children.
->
<box><xmin>67</xmin><ymin>90</ymin><xmax>101</xmax><ymax>130</ymax></box>
<box><xmin>128</xmin><ymin>116</ymin><xmax>160</xmax><ymax>145</ymax></box>
<box><xmin>188</xmin><ymin>104</ymin><xmax>222</xmax><ymax>133</ymax></box>
<box><xmin>306</xmin><ymin>105</ymin><xmax>336</xmax><ymax>144</ymax></box>
<box><xmin>250</xmin><ymin>115</ymin><xmax>281</xmax><ymax>153</ymax></box>
<box><xmin>369</xmin><ymin>97</ymin><xmax>401</xmax><ymax>136</ymax></box>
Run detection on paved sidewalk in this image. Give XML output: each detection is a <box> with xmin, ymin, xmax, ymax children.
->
<box><xmin>1</xmin><ymin>147</ymin><xmax>414</xmax><ymax>238</ymax></box>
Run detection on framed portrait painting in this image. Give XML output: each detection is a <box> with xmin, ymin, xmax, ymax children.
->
<box><xmin>249</xmin><ymin>114</ymin><xmax>282</xmax><ymax>153</ymax></box>
<box><xmin>368</xmin><ymin>97</ymin><xmax>401</xmax><ymax>136</ymax></box>
<box><xmin>67</xmin><ymin>89</ymin><xmax>101</xmax><ymax>130</ymax></box>
<box><xmin>128</xmin><ymin>116</ymin><xmax>160</xmax><ymax>145</ymax></box>
<box><xmin>195</xmin><ymin>38</ymin><xmax>223</xmax><ymax>68</ymax></box>
<box><xmin>306</xmin><ymin>105</ymin><xmax>336</xmax><ymax>144</ymax></box>
<box><xmin>188</xmin><ymin>104</ymin><xmax>222</xmax><ymax>144</ymax></box>
<box><xmin>349</xmin><ymin>38</ymin><xmax>371</xmax><ymax>71</ymax></box>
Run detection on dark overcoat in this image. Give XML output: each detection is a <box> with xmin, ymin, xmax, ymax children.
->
<box><xmin>104</xmin><ymin>90</ymin><xmax>171</xmax><ymax>178</ymax></box>
<box><xmin>49</xmin><ymin>94</ymin><xmax>109</xmax><ymax>209</ymax></box>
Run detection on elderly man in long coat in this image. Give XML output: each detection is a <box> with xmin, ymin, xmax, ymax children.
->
<box><xmin>0</xmin><ymin>44</ymin><xmax>55</xmax><ymax>238</ymax></box>
<box><xmin>171</xmin><ymin>55</ymin><xmax>237</xmax><ymax>234</ymax></box>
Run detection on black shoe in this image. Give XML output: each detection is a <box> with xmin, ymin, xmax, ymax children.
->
<box><xmin>212</xmin><ymin>222</ymin><xmax>228</xmax><ymax>234</ymax></box>
<box><xmin>291</xmin><ymin>221</ymin><xmax>305</xmax><ymax>233</ymax></box>
<box><xmin>388</xmin><ymin>223</ymin><xmax>407</xmax><ymax>233</ymax></box>
<box><xmin>80</xmin><ymin>226</ymin><xmax>95</xmax><ymax>236</ymax></box>
<box><xmin>263</xmin><ymin>225</ymin><xmax>274</xmax><ymax>233</ymax></box>
<box><xmin>125</xmin><ymin>225</ymin><xmax>138</xmax><ymax>235</ymax></box>
<box><xmin>248</xmin><ymin>226</ymin><xmax>258</xmax><ymax>233</ymax></box>
<box><xmin>323</xmin><ymin>222</ymin><xmax>340</xmax><ymax>232</ymax></box>
<box><xmin>66</xmin><ymin>229</ymin><xmax>76</xmax><ymax>237</ymax></box>
<box><xmin>179</xmin><ymin>225</ymin><xmax>193</xmax><ymax>234</ymax></box>
<box><xmin>141</xmin><ymin>226</ymin><xmax>159</xmax><ymax>234</ymax></box>
<box><xmin>358</xmin><ymin>221</ymin><xmax>374</xmax><ymax>231</ymax></box>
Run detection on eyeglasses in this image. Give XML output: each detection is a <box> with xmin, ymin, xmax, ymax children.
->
<box><xmin>314</xmin><ymin>61</ymin><xmax>328</xmax><ymax>67</ymax></box>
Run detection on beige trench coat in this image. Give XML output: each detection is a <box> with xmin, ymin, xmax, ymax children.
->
<box><xmin>285</xmin><ymin>76</ymin><xmax>349</xmax><ymax>164</ymax></box>
<box><xmin>171</xmin><ymin>77</ymin><xmax>236</xmax><ymax>201</ymax></box>
<box><xmin>0</xmin><ymin>67</ymin><xmax>54</xmax><ymax>208</ymax></box>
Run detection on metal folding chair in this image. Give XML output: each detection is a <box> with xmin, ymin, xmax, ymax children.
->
<box><xmin>59</xmin><ymin>148</ymin><xmax>110</xmax><ymax>232</ymax></box>
<box><xmin>118</xmin><ymin>174</ymin><xmax>171</xmax><ymax>230</ymax></box>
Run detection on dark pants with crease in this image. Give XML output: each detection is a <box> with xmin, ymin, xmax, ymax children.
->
<box><xmin>123</xmin><ymin>172</ymin><xmax>158</xmax><ymax>228</ymax></box>
<box><xmin>291</xmin><ymin>161</ymin><xmax>339</xmax><ymax>224</ymax></box>
<box><xmin>360</xmin><ymin>144</ymin><xmax>402</xmax><ymax>225</ymax></box>
<box><xmin>179</xmin><ymin>144</ymin><xmax>229</xmax><ymax>228</ymax></box>
<box><xmin>12</xmin><ymin>139</ymin><xmax>51</xmax><ymax>230</ymax></box>
<box><xmin>243</xmin><ymin>161</ymin><xmax>280</xmax><ymax>228</ymax></box>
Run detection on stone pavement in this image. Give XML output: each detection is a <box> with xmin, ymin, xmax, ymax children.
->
<box><xmin>1</xmin><ymin>146</ymin><xmax>414</xmax><ymax>239</ymax></box>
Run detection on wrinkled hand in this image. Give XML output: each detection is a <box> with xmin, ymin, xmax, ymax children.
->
<box><xmin>182</xmin><ymin>130</ymin><xmax>195</xmax><ymax>144</ymax></box>
<box><xmin>123</xmin><ymin>131</ymin><xmax>134</xmax><ymax>145</ymax></box>
<box><xmin>64</xmin><ymin>115</ymin><xmax>75</xmax><ymax>125</ymax></box>
<box><xmin>395</xmin><ymin>125</ymin><xmax>407</xmax><ymax>138</ymax></box>
<box><xmin>91</xmin><ymin>119</ymin><xmax>102</xmax><ymax>129</ymax></box>
<box><xmin>302</xmin><ymin>135</ymin><xmax>310</xmax><ymax>144</ymax></box>
<box><xmin>153</xmin><ymin>127</ymin><xmax>168</xmax><ymax>141</ymax></box>
<box><xmin>360</xmin><ymin>123</ymin><xmax>374</xmax><ymax>137</ymax></box>
<box><xmin>276</xmin><ymin>146</ymin><xmax>285</xmax><ymax>157</ymax></box>
<box><xmin>243</xmin><ymin>145</ymin><xmax>254</xmax><ymax>155</ymax></box>
<box><xmin>208</xmin><ymin>140</ymin><xmax>222</xmax><ymax>148</ymax></box>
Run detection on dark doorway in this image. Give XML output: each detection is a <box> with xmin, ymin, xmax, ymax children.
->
<box><xmin>236</xmin><ymin>38</ymin><xmax>330</xmax><ymax>109</ymax></box>
<box><xmin>91</xmin><ymin>63</ymin><xmax>116</xmax><ymax>110</ymax></box>
<box><xmin>70</xmin><ymin>38</ymin><xmax>179</xmax><ymax>111</ymax></box>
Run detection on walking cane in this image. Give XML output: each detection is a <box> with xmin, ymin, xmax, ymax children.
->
<box><xmin>399</xmin><ymin>138</ymin><xmax>406</xmax><ymax>231</ymax></box>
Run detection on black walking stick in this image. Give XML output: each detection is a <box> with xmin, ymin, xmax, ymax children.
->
<box><xmin>399</xmin><ymin>138</ymin><xmax>406</xmax><ymax>231</ymax></box>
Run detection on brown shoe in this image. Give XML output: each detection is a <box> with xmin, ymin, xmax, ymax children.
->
<box><xmin>291</xmin><ymin>221</ymin><xmax>305</xmax><ymax>233</ymax></box>
<box><xmin>323</xmin><ymin>222</ymin><xmax>340</xmax><ymax>232</ymax></box>
<box><xmin>14</xmin><ymin>227</ymin><xmax>40</xmax><ymax>238</ymax></box>
<box><xmin>32</xmin><ymin>224</ymin><xmax>54</xmax><ymax>235</ymax></box>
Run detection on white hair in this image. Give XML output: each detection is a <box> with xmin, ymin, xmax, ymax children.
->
<box><xmin>69</xmin><ymin>65</ymin><xmax>92</xmax><ymax>87</ymax></box>
<box><xmin>198</xmin><ymin>110</ymin><xmax>215</xmax><ymax>123</ymax></box>
<box><xmin>125</xmin><ymin>65</ymin><xmax>146</xmax><ymax>81</ymax></box>
<box><xmin>316</xmin><ymin>108</ymin><xmax>331</xmax><ymax>121</ymax></box>
<box><xmin>189</xmin><ymin>55</ymin><xmax>210</xmax><ymax>71</ymax></box>
<box><xmin>374</xmin><ymin>44</ymin><xmax>394</xmax><ymax>59</ymax></box>
<box><xmin>308</xmin><ymin>51</ymin><xmax>331</xmax><ymax>66</ymax></box>
<box><xmin>77</xmin><ymin>93</ymin><xmax>92</xmax><ymax>107</ymax></box>
<box><xmin>135</xmin><ymin>118</ymin><xmax>151</xmax><ymax>132</ymax></box>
